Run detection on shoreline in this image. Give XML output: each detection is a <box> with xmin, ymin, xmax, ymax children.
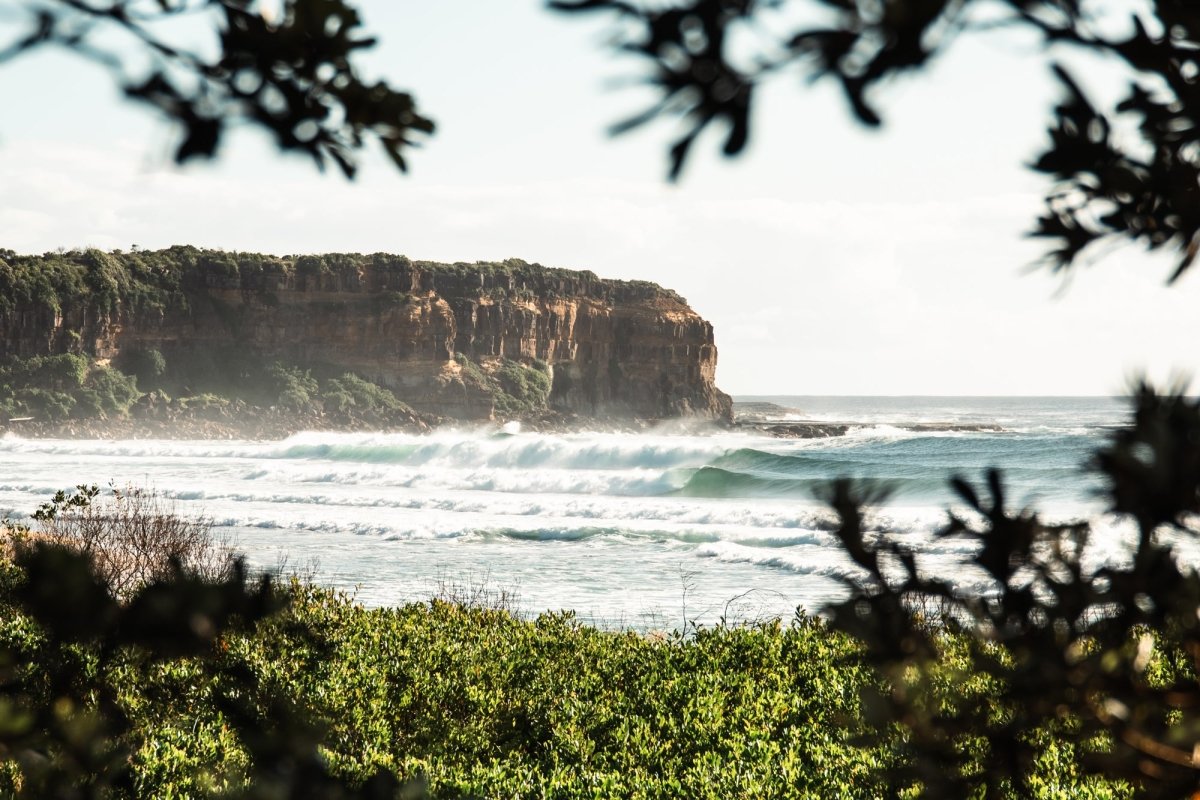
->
<box><xmin>0</xmin><ymin>407</ymin><xmax>1008</xmax><ymax>441</ymax></box>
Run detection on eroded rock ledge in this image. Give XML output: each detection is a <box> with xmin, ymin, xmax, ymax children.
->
<box><xmin>0</xmin><ymin>248</ymin><xmax>732</xmax><ymax>422</ymax></box>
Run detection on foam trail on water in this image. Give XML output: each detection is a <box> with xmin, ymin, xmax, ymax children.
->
<box><xmin>0</xmin><ymin>398</ymin><xmax>1129</xmax><ymax>626</ymax></box>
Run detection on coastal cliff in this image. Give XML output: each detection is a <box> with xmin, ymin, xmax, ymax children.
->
<box><xmin>0</xmin><ymin>247</ymin><xmax>731</xmax><ymax>422</ymax></box>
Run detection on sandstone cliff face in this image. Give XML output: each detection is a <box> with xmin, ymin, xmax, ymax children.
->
<box><xmin>0</xmin><ymin>251</ymin><xmax>732</xmax><ymax>422</ymax></box>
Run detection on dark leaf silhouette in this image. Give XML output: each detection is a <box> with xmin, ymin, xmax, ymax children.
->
<box><xmin>822</xmin><ymin>383</ymin><xmax>1200</xmax><ymax>798</ymax></box>
<box><xmin>0</xmin><ymin>537</ymin><xmax>422</xmax><ymax>797</ymax></box>
<box><xmin>553</xmin><ymin>1</ymin><xmax>1200</xmax><ymax>278</ymax></box>
<box><xmin>3</xmin><ymin>0</ymin><xmax>434</xmax><ymax>178</ymax></box>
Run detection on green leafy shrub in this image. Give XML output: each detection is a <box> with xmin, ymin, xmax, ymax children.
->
<box><xmin>319</xmin><ymin>373</ymin><xmax>409</xmax><ymax>416</ymax></box>
<box><xmin>266</xmin><ymin>362</ymin><xmax>319</xmax><ymax>411</ymax></box>
<box><xmin>495</xmin><ymin>359</ymin><xmax>551</xmax><ymax>415</ymax></box>
<box><xmin>455</xmin><ymin>355</ymin><xmax>551</xmax><ymax>418</ymax></box>
<box><xmin>7</xmin><ymin>353</ymin><xmax>89</xmax><ymax>392</ymax></box>
<box><xmin>117</xmin><ymin>347</ymin><xmax>167</xmax><ymax>389</ymax></box>
<box><xmin>85</xmin><ymin>365</ymin><xmax>140</xmax><ymax>415</ymax></box>
<box><xmin>15</xmin><ymin>388</ymin><xmax>75</xmax><ymax>420</ymax></box>
<box><xmin>0</xmin><ymin>354</ymin><xmax>139</xmax><ymax>420</ymax></box>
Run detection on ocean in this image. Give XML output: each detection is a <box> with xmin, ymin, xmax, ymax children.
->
<box><xmin>0</xmin><ymin>396</ymin><xmax>1161</xmax><ymax>629</ymax></box>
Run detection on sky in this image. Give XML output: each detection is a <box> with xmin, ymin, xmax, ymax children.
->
<box><xmin>1</xmin><ymin>0</ymin><xmax>1198</xmax><ymax>396</ymax></box>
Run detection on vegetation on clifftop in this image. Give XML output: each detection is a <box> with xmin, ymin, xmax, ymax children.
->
<box><xmin>0</xmin><ymin>247</ymin><xmax>681</xmax><ymax>320</ymax></box>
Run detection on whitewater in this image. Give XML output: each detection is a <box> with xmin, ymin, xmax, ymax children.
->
<box><xmin>0</xmin><ymin>396</ymin><xmax>1168</xmax><ymax>628</ymax></box>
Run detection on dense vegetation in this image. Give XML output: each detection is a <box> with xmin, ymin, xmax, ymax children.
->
<box><xmin>455</xmin><ymin>355</ymin><xmax>552</xmax><ymax>416</ymax></box>
<box><xmin>0</xmin><ymin>483</ymin><xmax>1149</xmax><ymax>799</ymax></box>
<box><xmin>0</xmin><ymin>353</ymin><xmax>139</xmax><ymax>421</ymax></box>
<box><xmin>0</xmin><ymin>247</ymin><xmax>662</xmax><ymax>319</ymax></box>
<box><xmin>0</xmin><ymin>521</ymin><xmax>1143</xmax><ymax>799</ymax></box>
<box><xmin>0</xmin><ymin>348</ymin><xmax>417</xmax><ymax>427</ymax></box>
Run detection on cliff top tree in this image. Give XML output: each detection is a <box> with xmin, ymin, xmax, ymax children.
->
<box><xmin>0</xmin><ymin>0</ymin><xmax>433</xmax><ymax>177</ymax></box>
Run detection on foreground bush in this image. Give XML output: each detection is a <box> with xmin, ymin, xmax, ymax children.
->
<box><xmin>0</xmin><ymin>545</ymin><xmax>417</xmax><ymax>799</ymax></box>
<box><xmin>236</xmin><ymin>591</ymin><xmax>890</xmax><ymax>798</ymax></box>
<box><xmin>0</xmin><ymin>544</ymin><xmax>1138</xmax><ymax>798</ymax></box>
<box><xmin>826</xmin><ymin>384</ymin><xmax>1200</xmax><ymax>798</ymax></box>
<box><xmin>0</xmin><ymin>543</ymin><xmax>894</xmax><ymax>797</ymax></box>
<box><xmin>32</xmin><ymin>484</ymin><xmax>235</xmax><ymax>598</ymax></box>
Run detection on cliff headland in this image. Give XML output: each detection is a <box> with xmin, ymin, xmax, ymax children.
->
<box><xmin>0</xmin><ymin>247</ymin><xmax>731</xmax><ymax>436</ymax></box>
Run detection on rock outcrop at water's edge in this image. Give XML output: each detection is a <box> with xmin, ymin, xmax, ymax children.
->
<box><xmin>0</xmin><ymin>248</ymin><xmax>732</xmax><ymax>423</ymax></box>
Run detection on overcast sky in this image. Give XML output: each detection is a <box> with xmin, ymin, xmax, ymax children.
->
<box><xmin>2</xmin><ymin>0</ymin><xmax>1198</xmax><ymax>396</ymax></box>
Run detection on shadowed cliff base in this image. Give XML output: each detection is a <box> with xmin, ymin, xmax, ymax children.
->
<box><xmin>0</xmin><ymin>403</ymin><xmax>731</xmax><ymax>440</ymax></box>
<box><xmin>0</xmin><ymin>247</ymin><xmax>732</xmax><ymax>427</ymax></box>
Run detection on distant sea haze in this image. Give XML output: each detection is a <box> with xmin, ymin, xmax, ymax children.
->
<box><xmin>0</xmin><ymin>396</ymin><xmax>1173</xmax><ymax>629</ymax></box>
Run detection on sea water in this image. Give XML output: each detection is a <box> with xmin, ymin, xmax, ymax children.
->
<box><xmin>0</xmin><ymin>396</ymin><xmax>1171</xmax><ymax>629</ymax></box>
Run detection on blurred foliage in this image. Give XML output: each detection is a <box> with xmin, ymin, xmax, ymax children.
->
<box><xmin>821</xmin><ymin>383</ymin><xmax>1200</xmax><ymax>798</ymax></box>
<box><xmin>0</xmin><ymin>542</ymin><xmax>420</xmax><ymax>797</ymax></box>
<box><xmin>553</xmin><ymin>0</ymin><xmax>1200</xmax><ymax>278</ymax></box>
<box><xmin>0</xmin><ymin>0</ymin><xmax>433</xmax><ymax>177</ymax></box>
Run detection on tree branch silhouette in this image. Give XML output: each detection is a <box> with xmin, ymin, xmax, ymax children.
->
<box><xmin>2</xmin><ymin>0</ymin><xmax>434</xmax><ymax>177</ymax></box>
<box><xmin>552</xmin><ymin>0</ymin><xmax>1200</xmax><ymax>280</ymax></box>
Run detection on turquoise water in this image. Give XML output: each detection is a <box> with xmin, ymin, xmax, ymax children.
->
<box><xmin>0</xmin><ymin>397</ymin><xmax>1142</xmax><ymax>627</ymax></box>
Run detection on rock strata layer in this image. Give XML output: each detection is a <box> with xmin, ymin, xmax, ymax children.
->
<box><xmin>0</xmin><ymin>248</ymin><xmax>732</xmax><ymax>422</ymax></box>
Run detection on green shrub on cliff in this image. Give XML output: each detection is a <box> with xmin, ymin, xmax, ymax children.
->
<box><xmin>265</xmin><ymin>362</ymin><xmax>320</xmax><ymax>412</ymax></box>
<box><xmin>3</xmin><ymin>353</ymin><xmax>89</xmax><ymax>392</ymax></box>
<box><xmin>320</xmin><ymin>373</ymin><xmax>411</xmax><ymax>416</ymax></box>
<box><xmin>454</xmin><ymin>354</ymin><xmax>552</xmax><ymax>418</ymax></box>
<box><xmin>494</xmin><ymin>359</ymin><xmax>552</xmax><ymax>415</ymax></box>
<box><xmin>0</xmin><ymin>355</ymin><xmax>139</xmax><ymax>421</ymax></box>
<box><xmin>116</xmin><ymin>347</ymin><xmax>167</xmax><ymax>389</ymax></box>
<box><xmin>257</xmin><ymin>362</ymin><xmax>413</xmax><ymax>419</ymax></box>
<box><xmin>82</xmin><ymin>366</ymin><xmax>140</xmax><ymax>416</ymax></box>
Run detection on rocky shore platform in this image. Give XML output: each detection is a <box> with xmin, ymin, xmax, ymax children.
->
<box><xmin>0</xmin><ymin>411</ymin><xmax>1006</xmax><ymax>441</ymax></box>
<box><xmin>729</xmin><ymin>401</ymin><xmax>1004</xmax><ymax>438</ymax></box>
<box><xmin>732</xmin><ymin>421</ymin><xmax>1004</xmax><ymax>439</ymax></box>
<box><xmin>0</xmin><ymin>399</ymin><xmax>1006</xmax><ymax>441</ymax></box>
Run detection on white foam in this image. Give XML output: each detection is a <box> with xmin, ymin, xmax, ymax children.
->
<box><xmin>0</xmin><ymin>417</ymin><xmax>1138</xmax><ymax>625</ymax></box>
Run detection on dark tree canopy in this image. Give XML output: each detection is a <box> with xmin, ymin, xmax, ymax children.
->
<box><xmin>551</xmin><ymin>0</ymin><xmax>1200</xmax><ymax>280</ymax></box>
<box><xmin>1</xmin><ymin>0</ymin><xmax>433</xmax><ymax>177</ymax></box>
